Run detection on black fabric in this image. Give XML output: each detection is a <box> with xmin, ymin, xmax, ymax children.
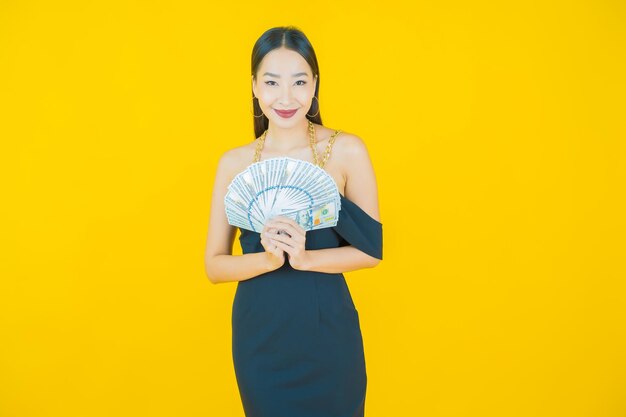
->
<box><xmin>232</xmin><ymin>193</ymin><xmax>383</xmax><ymax>417</ymax></box>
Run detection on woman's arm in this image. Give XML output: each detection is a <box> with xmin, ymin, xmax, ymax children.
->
<box><xmin>204</xmin><ymin>149</ymin><xmax>282</xmax><ymax>284</ymax></box>
<box><xmin>297</xmin><ymin>246</ymin><xmax>380</xmax><ymax>274</ymax></box>
<box><xmin>206</xmin><ymin>252</ymin><xmax>281</xmax><ymax>284</ymax></box>
<box><xmin>339</xmin><ymin>133</ymin><xmax>382</xmax><ymax>223</ymax></box>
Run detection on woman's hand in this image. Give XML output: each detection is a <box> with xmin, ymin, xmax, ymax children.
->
<box><xmin>263</xmin><ymin>216</ymin><xmax>310</xmax><ymax>270</ymax></box>
<box><xmin>260</xmin><ymin>221</ymin><xmax>286</xmax><ymax>270</ymax></box>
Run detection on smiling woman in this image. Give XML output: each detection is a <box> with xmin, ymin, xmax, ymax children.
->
<box><xmin>204</xmin><ymin>25</ymin><xmax>383</xmax><ymax>417</ymax></box>
<box><xmin>255</xmin><ymin>68</ymin><xmax>313</xmax><ymax>119</ymax></box>
<box><xmin>251</xmin><ymin>50</ymin><xmax>321</xmax><ymax>138</ymax></box>
<box><xmin>250</xmin><ymin>28</ymin><xmax>323</xmax><ymax>139</ymax></box>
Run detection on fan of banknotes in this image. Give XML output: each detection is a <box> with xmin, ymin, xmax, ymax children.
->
<box><xmin>224</xmin><ymin>157</ymin><xmax>342</xmax><ymax>233</ymax></box>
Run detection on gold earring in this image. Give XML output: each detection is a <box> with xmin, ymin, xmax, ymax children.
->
<box><xmin>251</xmin><ymin>96</ymin><xmax>264</xmax><ymax>118</ymax></box>
<box><xmin>306</xmin><ymin>96</ymin><xmax>320</xmax><ymax>117</ymax></box>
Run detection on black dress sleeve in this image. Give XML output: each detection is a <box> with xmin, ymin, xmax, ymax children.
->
<box><xmin>333</xmin><ymin>195</ymin><xmax>383</xmax><ymax>260</ymax></box>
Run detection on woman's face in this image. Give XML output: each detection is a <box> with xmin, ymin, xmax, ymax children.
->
<box><xmin>252</xmin><ymin>47</ymin><xmax>317</xmax><ymax>128</ymax></box>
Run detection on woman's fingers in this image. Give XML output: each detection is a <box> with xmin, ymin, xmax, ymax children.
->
<box><xmin>260</xmin><ymin>231</ymin><xmax>283</xmax><ymax>256</ymax></box>
<box><xmin>271</xmin><ymin>240</ymin><xmax>294</xmax><ymax>258</ymax></box>
<box><xmin>270</xmin><ymin>217</ymin><xmax>305</xmax><ymax>235</ymax></box>
<box><xmin>265</xmin><ymin>217</ymin><xmax>305</xmax><ymax>244</ymax></box>
<box><xmin>264</xmin><ymin>231</ymin><xmax>296</xmax><ymax>248</ymax></box>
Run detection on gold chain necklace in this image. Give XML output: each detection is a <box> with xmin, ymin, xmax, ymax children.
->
<box><xmin>253</xmin><ymin>120</ymin><xmax>341</xmax><ymax>169</ymax></box>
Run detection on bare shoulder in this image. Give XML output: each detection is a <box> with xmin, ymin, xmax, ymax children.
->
<box><xmin>217</xmin><ymin>142</ymin><xmax>254</xmax><ymax>178</ymax></box>
<box><xmin>332</xmin><ymin>129</ymin><xmax>380</xmax><ymax>222</ymax></box>
<box><xmin>331</xmin><ymin>130</ymin><xmax>371</xmax><ymax>163</ymax></box>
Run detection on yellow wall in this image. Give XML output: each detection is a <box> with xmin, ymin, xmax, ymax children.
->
<box><xmin>2</xmin><ymin>1</ymin><xmax>625</xmax><ymax>416</ymax></box>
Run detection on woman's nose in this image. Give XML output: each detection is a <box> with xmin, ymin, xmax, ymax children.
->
<box><xmin>278</xmin><ymin>85</ymin><xmax>294</xmax><ymax>104</ymax></box>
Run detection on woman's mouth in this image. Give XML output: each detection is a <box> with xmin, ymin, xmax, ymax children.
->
<box><xmin>274</xmin><ymin>108</ymin><xmax>298</xmax><ymax>118</ymax></box>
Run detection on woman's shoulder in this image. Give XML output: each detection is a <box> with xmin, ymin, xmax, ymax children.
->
<box><xmin>217</xmin><ymin>142</ymin><xmax>255</xmax><ymax>178</ymax></box>
<box><xmin>323</xmin><ymin>126</ymin><xmax>369</xmax><ymax>159</ymax></box>
<box><xmin>224</xmin><ymin>140</ymin><xmax>256</xmax><ymax>158</ymax></box>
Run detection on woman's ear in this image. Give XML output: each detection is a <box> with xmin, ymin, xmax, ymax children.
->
<box><xmin>251</xmin><ymin>75</ymin><xmax>257</xmax><ymax>97</ymax></box>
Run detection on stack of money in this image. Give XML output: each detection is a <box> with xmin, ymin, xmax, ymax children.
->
<box><xmin>224</xmin><ymin>157</ymin><xmax>342</xmax><ymax>233</ymax></box>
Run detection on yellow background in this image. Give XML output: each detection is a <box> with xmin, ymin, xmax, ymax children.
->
<box><xmin>2</xmin><ymin>1</ymin><xmax>625</xmax><ymax>416</ymax></box>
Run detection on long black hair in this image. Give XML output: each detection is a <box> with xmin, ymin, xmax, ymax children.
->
<box><xmin>251</xmin><ymin>26</ymin><xmax>323</xmax><ymax>139</ymax></box>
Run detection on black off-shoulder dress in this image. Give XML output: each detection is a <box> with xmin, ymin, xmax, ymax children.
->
<box><xmin>232</xmin><ymin>192</ymin><xmax>383</xmax><ymax>417</ymax></box>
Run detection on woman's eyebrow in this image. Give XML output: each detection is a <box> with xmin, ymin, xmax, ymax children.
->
<box><xmin>263</xmin><ymin>72</ymin><xmax>309</xmax><ymax>78</ymax></box>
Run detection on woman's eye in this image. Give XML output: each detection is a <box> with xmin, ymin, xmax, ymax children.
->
<box><xmin>264</xmin><ymin>80</ymin><xmax>306</xmax><ymax>86</ymax></box>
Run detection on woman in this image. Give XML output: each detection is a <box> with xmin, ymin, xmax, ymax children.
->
<box><xmin>205</xmin><ymin>26</ymin><xmax>383</xmax><ymax>417</ymax></box>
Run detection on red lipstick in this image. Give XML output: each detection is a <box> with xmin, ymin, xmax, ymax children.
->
<box><xmin>274</xmin><ymin>108</ymin><xmax>298</xmax><ymax>118</ymax></box>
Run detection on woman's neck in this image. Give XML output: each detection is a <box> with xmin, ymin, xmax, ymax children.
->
<box><xmin>265</xmin><ymin>119</ymin><xmax>311</xmax><ymax>152</ymax></box>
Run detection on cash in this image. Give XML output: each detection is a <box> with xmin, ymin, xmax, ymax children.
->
<box><xmin>224</xmin><ymin>157</ymin><xmax>342</xmax><ymax>232</ymax></box>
